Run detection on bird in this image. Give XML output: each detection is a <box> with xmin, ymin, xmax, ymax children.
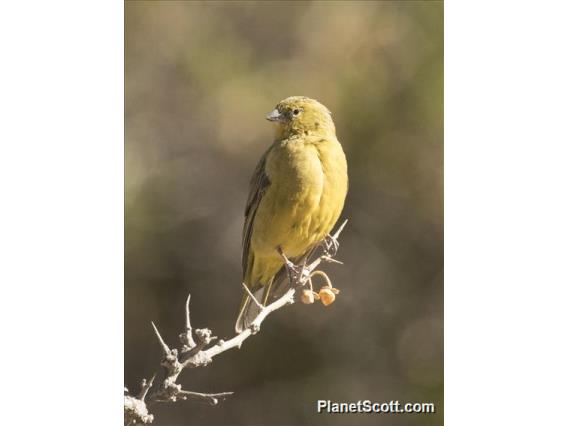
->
<box><xmin>235</xmin><ymin>96</ymin><xmax>348</xmax><ymax>333</ymax></box>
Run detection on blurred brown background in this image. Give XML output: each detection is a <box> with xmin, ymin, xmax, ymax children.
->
<box><xmin>125</xmin><ymin>1</ymin><xmax>443</xmax><ymax>425</ymax></box>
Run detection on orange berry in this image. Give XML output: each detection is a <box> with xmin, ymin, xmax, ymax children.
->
<box><xmin>319</xmin><ymin>287</ymin><xmax>336</xmax><ymax>306</ymax></box>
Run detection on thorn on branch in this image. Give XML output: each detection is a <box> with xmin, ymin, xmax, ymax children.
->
<box><xmin>180</xmin><ymin>293</ymin><xmax>197</xmax><ymax>350</ymax></box>
<box><xmin>151</xmin><ymin>321</ymin><xmax>171</xmax><ymax>356</ymax></box>
<box><xmin>138</xmin><ymin>374</ymin><xmax>156</xmax><ymax>401</ymax></box>
<box><xmin>241</xmin><ymin>282</ymin><xmax>263</xmax><ymax>309</ymax></box>
<box><xmin>321</xmin><ymin>256</ymin><xmax>343</xmax><ymax>265</ymax></box>
<box><xmin>179</xmin><ymin>390</ymin><xmax>234</xmax><ymax>405</ymax></box>
<box><xmin>185</xmin><ymin>294</ymin><xmax>192</xmax><ymax>330</ymax></box>
<box><xmin>333</xmin><ymin>219</ymin><xmax>348</xmax><ymax>239</ymax></box>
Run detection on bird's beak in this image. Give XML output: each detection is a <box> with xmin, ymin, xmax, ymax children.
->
<box><xmin>266</xmin><ymin>109</ymin><xmax>284</xmax><ymax>122</ymax></box>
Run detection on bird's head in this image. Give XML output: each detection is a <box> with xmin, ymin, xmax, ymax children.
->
<box><xmin>266</xmin><ymin>96</ymin><xmax>335</xmax><ymax>140</ymax></box>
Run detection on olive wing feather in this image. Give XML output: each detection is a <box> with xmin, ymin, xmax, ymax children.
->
<box><xmin>241</xmin><ymin>147</ymin><xmax>271</xmax><ymax>281</ymax></box>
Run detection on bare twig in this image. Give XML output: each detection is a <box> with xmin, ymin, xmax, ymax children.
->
<box><xmin>124</xmin><ymin>220</ymin><xmax>348</xmax><ymax>425</ymax></box>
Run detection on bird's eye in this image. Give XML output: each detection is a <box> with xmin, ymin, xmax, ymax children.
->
<box><xmin>292</xmin><ymin>109</ymin><xmax>300</xmax><ymax>116</ymax></box>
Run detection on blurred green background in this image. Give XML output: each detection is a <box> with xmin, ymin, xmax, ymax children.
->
<box><xmin>125</xmin><ymin>1</ymin><xmax>443</xmax><ymax>425</ymax></box>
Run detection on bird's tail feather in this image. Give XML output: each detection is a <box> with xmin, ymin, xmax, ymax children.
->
<box><xmin>235</xmin><ymin>285</ymin><xmax>266</xmax><ymax>333</ymax></box>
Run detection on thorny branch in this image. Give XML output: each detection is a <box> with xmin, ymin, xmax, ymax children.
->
<box><xmin>124</xmin><ymin>220</ymin><xmax>348</xmax><ymax>425</ymax></box>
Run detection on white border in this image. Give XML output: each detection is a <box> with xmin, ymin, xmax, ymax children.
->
<box><xmin>0</xmin><ymin>2</ymin><xmax>123</xmax><ymax>425</ymax></box>
<box><xmin>446</xmin><ymin>1</ymin><xmax>568</xmax><ymax>424</ymax></box>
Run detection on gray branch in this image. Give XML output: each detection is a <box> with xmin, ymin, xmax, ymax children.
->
<box><xmin>124</xmin><ymin>220</ymin><xmax>348</xmax><ymax>425</ymax></box>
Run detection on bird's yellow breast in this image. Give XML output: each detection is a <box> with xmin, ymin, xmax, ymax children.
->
<box><xmin>249</xmin><ymin>135</ymin><xmax>347</xmax><ymax>284</ymax></box>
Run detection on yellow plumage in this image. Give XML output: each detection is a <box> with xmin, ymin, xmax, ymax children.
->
<box><xmin>236</xmin><ymin>96</ymin><xmax>348</xmax><ymax>332</ymax></box>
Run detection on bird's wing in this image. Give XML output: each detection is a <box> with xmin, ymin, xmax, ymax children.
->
<box><xmin>241</xmin><ymin>147</ymin><xmax>271</xmax><ymax>280</ymax></box>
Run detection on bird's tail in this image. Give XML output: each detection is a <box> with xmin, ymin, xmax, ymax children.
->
<box><xmin>235</xmin><ymin>283</ymin><xmax>268</xmax><ymax>333</ymax></box>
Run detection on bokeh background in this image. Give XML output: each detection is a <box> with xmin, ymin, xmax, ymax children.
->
<box><xmin>125</xmin><ymin>1</ymin><xmax>443</xmax><ymax>425</ymax></box>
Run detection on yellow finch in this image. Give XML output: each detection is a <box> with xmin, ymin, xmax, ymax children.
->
<box><xmin>235</xmin><ymin>96</ymin><xmax>348</xmax><ymax>332</ymax></box>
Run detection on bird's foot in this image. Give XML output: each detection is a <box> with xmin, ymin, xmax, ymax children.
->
<box><xmin>323</xmin><ymin>233</ymin><xmax>340</xmax><ymax>257</ymax></box>
<box><xmin>277</xmin><ymin>247</ymin><xmax>305</xmax><ymax>286</ymax></box>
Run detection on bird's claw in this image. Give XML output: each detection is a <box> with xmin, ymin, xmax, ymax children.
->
<box><xmin>278</xmin><ymin>247</ymin><xmax>304</xmax><ymax>286</ymax></box>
